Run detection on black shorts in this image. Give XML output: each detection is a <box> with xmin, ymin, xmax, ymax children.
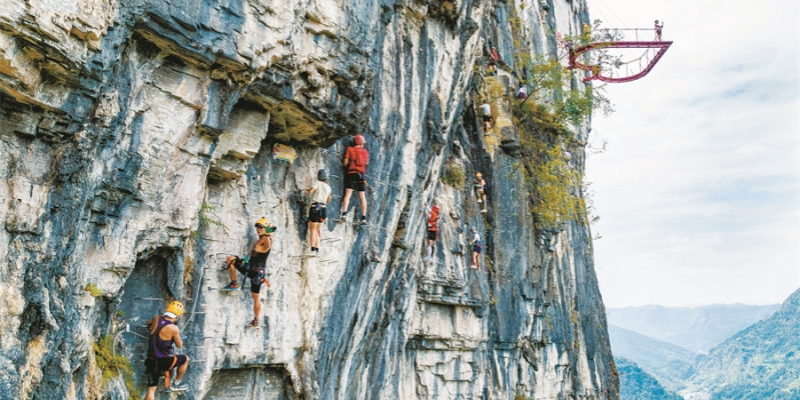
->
<box><xmin>234</xmin><ymin>260</ymin><xmax>266</xmax><ymax>293</ymax></box>
<box><xmin>344</xmin><ymin>173</ymin><xmax>366</xmax><ymax>192</ymax></box>
<box><xmin>427</xmin><ymin>230</ymin><xmax>437</xmax><ymax>241</ymax></box>
<box><xmin>483</xmin><ymin>115</ymin><xmax>492</xmax><ymax>122</ymax></box>
<box><xmin>473</xmin><ymin>244</ymin><xmax>482</xmax><ymax>254</ymax></box>
<box><xmin>145</xmin><ymin>355</ymin><xmax>188</xmax><ymax>387</ymax></box>
<box><xmin>309</xmin><ymin>204</ymin><xmax>327</xmax><ymax>223</ymax></box>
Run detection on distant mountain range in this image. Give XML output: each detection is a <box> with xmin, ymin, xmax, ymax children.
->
<box><xmin>686</xmin><ymin>288</ymin><xmax>800</xmax><ymax>399</ymax></box>
<box><xmin>609</xmin><ymin>324</ymin><xmax>698</xmax><ymax>391</ymax></box>
<box><xmin>608</xmin><ymin>301</ymin><xmax>787</xmax><ymax>398</ymax></box>
<box><xmin>608</xmin><ymin>303</ymin><xmax>780</xmax><ymax>353</ymax></box>
<box><xmin>617</xmin><ymin>357</ymin><xmax>684</xmax><ymax>400</ymax></box>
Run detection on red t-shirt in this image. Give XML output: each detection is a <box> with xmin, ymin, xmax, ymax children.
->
<box><xmin>427</xmin><ymin>211</ymin><xmax>439</xmax><ymax>232</ymax></box>
<box><xmin>345</xmin><ymin>146</ymin><xmax>368</xmax><ymax>174</ymax></box>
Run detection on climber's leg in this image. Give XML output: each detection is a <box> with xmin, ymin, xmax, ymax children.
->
<box><xmin>341</xmin><ymin>188</ymin><xmax>354</xmax><ymax>217</ymax></box>
<box><xmin>225</xmin><ymin>256</ymin><xmax>242</xmax><ymax>289</ymax></box>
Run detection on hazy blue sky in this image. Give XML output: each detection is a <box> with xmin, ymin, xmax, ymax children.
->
<box><xmin>584</xmin><ymin>0</ymin><xmax>799</xmax><ymax>307</ymax></box>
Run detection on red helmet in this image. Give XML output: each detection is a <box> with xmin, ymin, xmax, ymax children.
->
<box><xmin>354</xmin><ymin>134</ymin><xmax>365</xmax><ymax>145</ymax></box>
<box><xmin>431</xmin><ymin>204</ymin><xmax>440</xmax><ymax>213</ymax></box>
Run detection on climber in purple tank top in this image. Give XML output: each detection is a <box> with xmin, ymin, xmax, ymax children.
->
<box><xmin>144</xmin><ymin>301</ymin><xmax>190</xmax><ymax>399</ymax></box>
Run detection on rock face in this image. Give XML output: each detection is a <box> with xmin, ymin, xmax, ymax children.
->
<box><xmin>0</xmin><ymin>0</ymin><xmax>617</xmax><ymax>399</ymax></box>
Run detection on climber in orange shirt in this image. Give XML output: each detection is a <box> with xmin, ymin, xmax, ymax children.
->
<box><xmin>338</xmin><ymin>134</ymin><xmax>369</xmax><ymax>225</ymax></box>
<box><xmin>424</xmin><ymin>204</ymin><xmax>440</xmax><ymax>261</ymax></box>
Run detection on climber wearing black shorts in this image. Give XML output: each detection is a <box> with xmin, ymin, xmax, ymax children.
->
<box><xmin>224</xmin><ymin>218</ymin><xmax>274</xmax><ymax>327</ymax></box>
<box><xmin>309</xmin><ymin>203</ymin><xmax>327</xmax><ymax>223</ymax></box>
<box><xmin>344</xmin><ymin>172</ymin><xmax>366</xmax><ymax>192</ymax></box>
<box><xmin>232</xmin><ymin>258</ymin><xmax>266</xmax><ymax>294</ymax></box>
<box><xmin>426</xmin><ymin>230</ymin><xmax>437</xmax><ymax>241</ymax></box>
<box><xmin>145</xmin><ymin>355</ymin><xmax>188</xmax><ymax>387</ymax></box>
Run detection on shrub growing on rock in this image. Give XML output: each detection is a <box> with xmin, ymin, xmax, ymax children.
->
<box><xmin>441</xmin><ymin>163</ymin><xmax>466</xmax><ymax>187</ymax></box>
<box><xmin>426</xmin><ymin>0</ymin><xmax>459</xmax><ymax>29</ymax></box>
<box><xmin>92</xmin><ymin>335</ymin><xmax>139</xmax><ymax>396</ymax></box>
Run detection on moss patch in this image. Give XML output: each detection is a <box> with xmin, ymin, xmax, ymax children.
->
<box><xmin>441</xmin><ymin>162</ymin><xmax>466</xmax><ymax>187</ymax></box>
<box><xmin>92</xmin><ymin>336</ymin><xmax>140</xmax><ymax>397</ymax></box>
<box><xmin>426</xmin><ymin>0</ymin><xmax>459</xmax><ymax>29</ymax></box>
<box><xmin>84</xmin><ymin>283</ymin><xmax>102</xmax><ymax>297</ymax></box>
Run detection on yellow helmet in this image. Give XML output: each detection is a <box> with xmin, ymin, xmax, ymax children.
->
<box><xmin>165</xmin><ymin>301</ymin><xmax>185</xmax><ymax>317</ymax></box>
<box><xmin>476</xmin><ymin>172</ymin><xmax>482</xmax><ymax>178</ymax></box>
<box><xmin>254</xmin><ymin>217</ymin><xmax>269</xmax><ymax>228</ymax></box>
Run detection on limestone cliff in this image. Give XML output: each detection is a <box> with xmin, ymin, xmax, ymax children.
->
<box><xmin>0</xmin><ymin>0</ymin><xmax>617</xmax><ymax>399</ymax></box>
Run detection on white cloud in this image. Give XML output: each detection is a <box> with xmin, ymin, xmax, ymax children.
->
<box><xmin>585</xmin><ymin>0</ymin><xmax>799</xmax><ymax>307</ymax></box>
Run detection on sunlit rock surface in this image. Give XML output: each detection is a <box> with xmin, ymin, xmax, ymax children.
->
<box><xmin>0</xmin><ymin>0</ymin><xmax>617</xmax><ymax>399</ymax></box>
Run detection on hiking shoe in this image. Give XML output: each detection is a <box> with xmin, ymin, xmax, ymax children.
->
<box><xmin>481</xmin><ymin>208</ymin><xmax>488</xmax><ymax>213</ymax></box>
<box><xmin>170</xmin><ymin>382</ymin><xmax>188</xmax><ymax>392</ymax></box>
<box><xmin>360</xmin><ymin>216</ymin><xmax>367</xmax><ymax>225</ymax></box>
<box><xmin>477</xmin><ymin>199</ymin><xmax>482</xmax><ymax>204</ymax></box>
<box><xmin>470</xmin><ymin>264</ymin><xmax>478</xmax><ymax>269</ymax></box>
<box><xmin>223</xmin><ymin>282</ymin><xmax>240</xmax><ymax>290</ymax></box>
<box><xmin>249</xmin><ymin>318</ymin><xmax>259</xmax><ymax>327</ymax></box>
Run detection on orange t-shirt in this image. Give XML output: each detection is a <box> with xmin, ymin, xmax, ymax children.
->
<box><xmin>345</xmin><ymin>146</ymin><xmax>368</xmax><ymax>174</ymax></box>
<box><xmin>427</xmin><ymin>211</ymin><xmax>439</xmax><ymax>232</ymax></box>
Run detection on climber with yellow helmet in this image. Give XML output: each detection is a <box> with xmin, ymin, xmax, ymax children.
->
<box><xmin>474</xmin><ymin>172</ymin><xmax>488</xmax><ymax>213</ymax></box>
<box><xmin>144</xmin><ymin>301</ymin><xmax>189</xmax><ymax>398</ymax></box>
<box><xmin>223</xmin><ymin>217</ymin><xmax>276</xmax><ymax>327</ymax></box>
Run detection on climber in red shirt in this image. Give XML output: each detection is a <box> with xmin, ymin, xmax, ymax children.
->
<box><xmin>424</xmin><ymin>204</ymin><xmax>440</xmax><ymax>261</ymax></box>
<box><xmin>339</xmin><ymin>134</ymin><xmax>369</xmax><ymax>225</ymax></box>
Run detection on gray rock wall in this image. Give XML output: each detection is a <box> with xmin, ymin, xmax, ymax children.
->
<box><xmin>0</xmin><ymin>0</ymin><xmax>617</xmax><ymax>399</ymax></box>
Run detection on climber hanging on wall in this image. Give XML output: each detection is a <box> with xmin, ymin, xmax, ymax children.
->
<box><xmin>475</xmin><ymin>173</ymin><xmax>488</xmax><ymax>213</ymax></box>
<box><xmin>481</xmin><ymin>99</ymin><xmax>492</xmax><ymax>135</ymax></box>
<box><xmin>540</xmin><ymin>0</ymin><xmax>549</xmax><ymax>23</ymax></box>
<box><xmin>517</xmin><ymin>85</ymin><xmax>528</xmax><ymax>100</ymax></box>
<box><xmin>338</xmin><ymin>134</ymin><xmax>369</xmax><ymax>225</ymax></box>
<box><xmin>423</xmin><ymin>204</ymin><xmax>440</xmax><ymax>261</ymax></box>
<box><xmin>486</xmin><ymin>62</ymin><xmax>498</xmax><ymax>77</ymax></box>
<box><xmin>223</xmin><ymin>217</ymin><xmax>275</xmax><ymax>327</ymax></box>
<box><xmin>469</xmin><ymin>227</ymin><xmax>483</xmax><ymax>269</ymax></box>
<box><xmin>306</xmin><ymin>169</ymin><xmax>332</xmax><ymax>257</ymax></box>
<box><xmin>144</xmin><ymin>301</ymin><xmax>189</xmax><ymax>399</ymax></box>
